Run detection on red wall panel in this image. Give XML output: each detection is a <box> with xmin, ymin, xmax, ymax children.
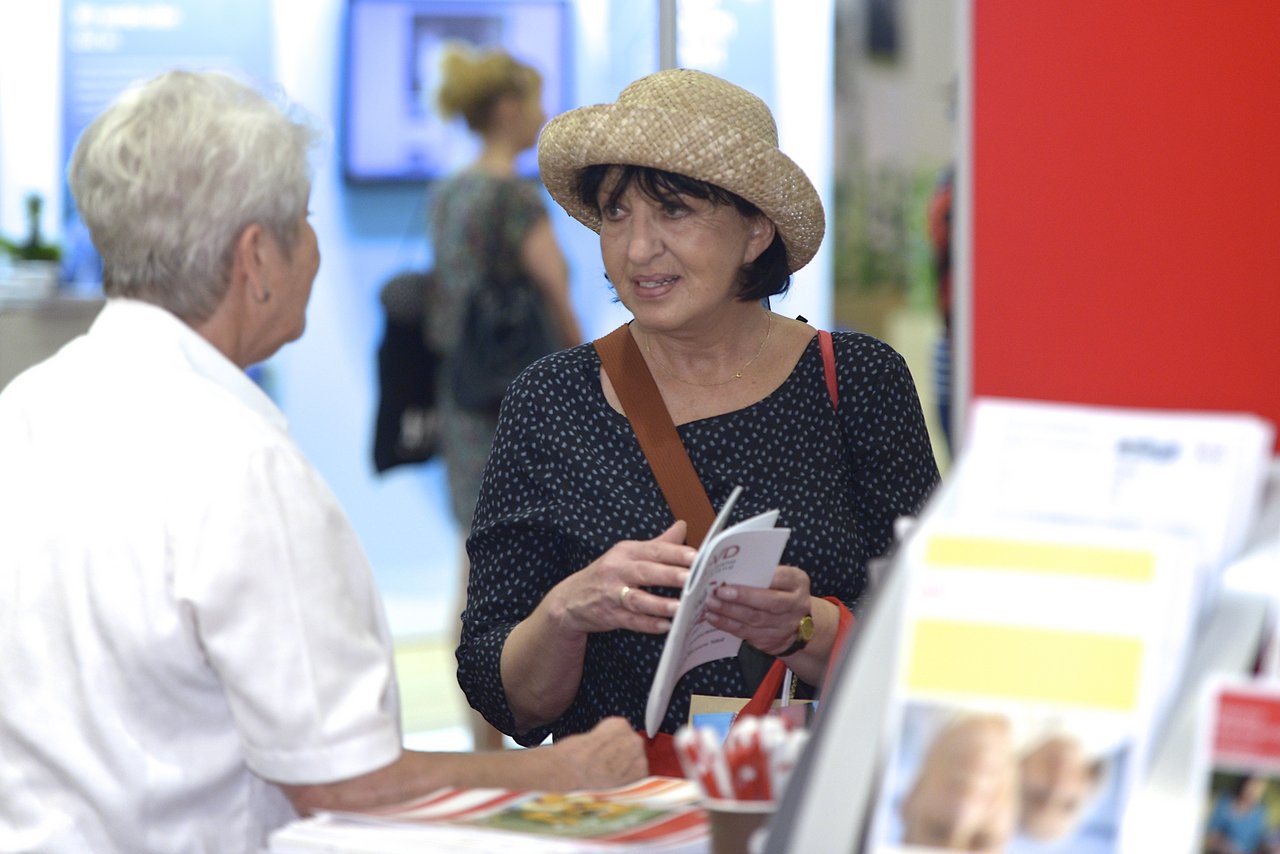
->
<box><xmin>971</xmin><ymin>2</ymin><xmax>1280</xmax><ymax>448</ymax></box>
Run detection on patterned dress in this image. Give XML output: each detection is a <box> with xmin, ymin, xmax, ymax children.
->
<box><xmin>429</xmin><ymin>172</ymin><xmax>548</xmax><ymax>529</ymax></box>
<box><xmin>458</xmin><ymin>330</ymin><xmax>941</xmax><ymax>744</ymax></box>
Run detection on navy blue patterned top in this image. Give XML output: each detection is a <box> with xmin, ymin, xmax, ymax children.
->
<box><xmin>458</xmin><ymin>330</ymin><xmax>940</xmax><ymax>744</ymax></box>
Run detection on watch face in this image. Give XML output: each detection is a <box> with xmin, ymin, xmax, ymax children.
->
<box><xmin>799</xmin><ymin>614</ymin><xmax>815</xmax><ymax>642</ymax></box>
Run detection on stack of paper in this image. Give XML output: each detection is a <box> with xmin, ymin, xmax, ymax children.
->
<box><xmin>954</xmin><ymin>398</ymin><xmax>1275</xmax><ymax>585</ymax></box>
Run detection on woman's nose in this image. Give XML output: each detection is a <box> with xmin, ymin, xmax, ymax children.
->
<box><xmin>625</xmin><ymin>211</ymin><xmax>663</xmax><ymax>263</ymax></box>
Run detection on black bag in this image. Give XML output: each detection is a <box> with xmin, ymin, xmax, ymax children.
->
<box><xmin>449</xmin><ymin>276</ymin><xmax>556</xmax><ymax>413</ymax></box>
<box><xmin>447</xmin><ymin>192</ymin><xmax>557</xmax><ymax>413</ymax></box>
<box><xmin>372</xmin><ymin>269</ymin><xmax>441</xmax><ymax>473</ymax></box>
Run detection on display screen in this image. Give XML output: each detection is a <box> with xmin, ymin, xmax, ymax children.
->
<box><xmin>342</xmin><ymin>0</ymin><xmax>570</xmax><ymax>183</ymax></box>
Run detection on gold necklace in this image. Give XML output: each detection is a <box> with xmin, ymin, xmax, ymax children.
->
<box><xmin>645</xmin><ymin>313</ymin><xmax>773</xmax><ymax>388</ymax></box>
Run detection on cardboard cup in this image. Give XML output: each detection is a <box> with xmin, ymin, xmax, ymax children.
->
<box><xmin>704</xmin><ymin>798</ymin><xmax>776</xmax><ymax>854</ymax></box>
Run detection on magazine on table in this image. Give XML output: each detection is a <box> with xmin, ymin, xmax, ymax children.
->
<box><xmin>645</xmin><ymin>486</ymin><xmax>792</xmax><ymax>737</ymax></box>
<box><xmin>267</xmin><ymin>776</ymin><xmax>705</xmax><ymax>854</ymax></box>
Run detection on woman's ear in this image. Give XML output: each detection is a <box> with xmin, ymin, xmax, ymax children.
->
<box><xmin>231</xmin><ymin>223</ymin><xmax>272</xmax><ymax>304</ymax></box>
<box><xmin>743</xmin><ymin>214</ymin><xmax>777</xmax><ymax>264</ymax></box>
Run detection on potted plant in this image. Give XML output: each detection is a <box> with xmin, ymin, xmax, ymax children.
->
<box><xmin>1</xmin><ymin>193</ymin><xmax>62</xmax><ymax>296</ymax></box>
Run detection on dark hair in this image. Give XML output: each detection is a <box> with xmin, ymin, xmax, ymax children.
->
<box><xmin>576</xmin><ymin>164</ymin><xmax>791</xmax><ymax>301</ymax></box>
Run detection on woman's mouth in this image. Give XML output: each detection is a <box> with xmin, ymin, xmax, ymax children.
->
<box><xmin>635</xmin><ymin>275</ymin><xmax>677</xmax><ymax>290</ymax></box>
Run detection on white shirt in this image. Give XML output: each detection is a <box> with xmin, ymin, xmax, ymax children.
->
<box><xmin>0</xmin><ymin>300</ymin><xmax>403</xmax><ymax>853</ymax></box>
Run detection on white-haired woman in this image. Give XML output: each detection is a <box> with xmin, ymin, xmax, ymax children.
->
<box><xmin>0</xmin><ymin>69</ymin><xmax>642</xmax><ymax>854</ymax></box>
<box><xmin>457</xmin><ymin>69</ymin><xmax>940</xmax><ymax>774</ymax></box>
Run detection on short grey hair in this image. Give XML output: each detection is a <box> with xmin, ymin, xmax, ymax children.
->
<box><xmin>68</xmin><ymin>70</ymin><xmax>321</xmax><ymax>324</ymax></box>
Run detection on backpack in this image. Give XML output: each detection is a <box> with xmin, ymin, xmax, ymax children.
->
<box><xmin>372</xmin><ymin>269</ymin><xmax>440</xmax><ymax>473</ymax></box>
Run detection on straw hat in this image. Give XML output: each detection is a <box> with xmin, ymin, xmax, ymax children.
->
<box><xmin>537</xmin><ymin>68</ymin><xmax>824</xmax><ymax>273</ymax></box>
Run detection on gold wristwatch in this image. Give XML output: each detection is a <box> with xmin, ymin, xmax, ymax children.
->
<box><xmin>777</xmin><ymin>614</ymin><xmax>814</xmax><ymax>657</ymax></box>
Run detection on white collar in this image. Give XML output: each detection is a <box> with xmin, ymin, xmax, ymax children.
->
<box><xmin>90</xmin><ymin>298</ymin><xmax>288</xmax><ymax>432</ymax></box>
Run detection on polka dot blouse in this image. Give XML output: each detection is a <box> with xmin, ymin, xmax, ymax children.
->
<box><xmin>458</xmin><ymin>329</ymin><xmax>941</xmax><ymax>745</ymax></box>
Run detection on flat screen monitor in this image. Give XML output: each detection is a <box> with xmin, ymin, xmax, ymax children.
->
<box><xmin>342</xmin><ymin>0</ymin><xmax>570</xmax><ymax>183</ymax></box>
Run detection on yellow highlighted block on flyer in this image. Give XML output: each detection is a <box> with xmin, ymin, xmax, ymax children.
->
<box><xmin>907</xmin><ymin>619</ymin><xmax>1144</xmax><ymax>710</ymax></box>
<box><xmin>924</xmin><ymin>535</ymin><xmax>1156</xmax><ymax>581</ymax></box>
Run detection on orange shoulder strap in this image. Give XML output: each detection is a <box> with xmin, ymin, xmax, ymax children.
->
<box><xmin>593</xmin><ymin>324</ymin><xmax>716</xmax><ymax>547</ymax></box>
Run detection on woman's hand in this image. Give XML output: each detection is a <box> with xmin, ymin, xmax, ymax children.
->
<box><xmin>500</xmin><ymin>521</ymin><xmax>695</xmax><ymax>731</ymax></box>
<box><xmin>702</xmin><ymin>565</ymin><xmax>838</xmax><ymax>687</ymax></box>
<box><xmin>549</xmin><ymin>717</ymin><xmax>648</xmax><ymax>790</ymax></box>
<box><xmin>547</xmin><ymin>520</ymin><xmax>695</xmax><ymax>637</ymax></box>
<box><xmin>702</xmin><ymin>564</ymin><xmax>812</xmax><ymax>655</ymax></box>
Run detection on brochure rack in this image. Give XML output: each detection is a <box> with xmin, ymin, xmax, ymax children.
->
<box><xmin>764</xmin><ymin>462</ymin><xmax>1279</xmax><ymax>854</ymax></box>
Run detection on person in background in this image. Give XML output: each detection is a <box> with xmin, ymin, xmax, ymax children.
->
<box><xmin>457</xmin><ymin>68</ymin><xmax>939</xmax><ymax>773</ymax></box>
<box><xmin>429</xmin><ymin>42</ymin><xmax>581</xmax><ymax>751</ymax></box>
<box><xmin>0</xmin><ymin>69</ymin><xmax>642</xmax><ymax>854</ymax></box>
<box><xmin>927</xmin><ymin>162</ymin><xmax>954</xmax><ymax>456</ymax></box>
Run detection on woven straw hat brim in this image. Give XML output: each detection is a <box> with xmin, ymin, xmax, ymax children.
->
<box><xmin>538</xmin><ymin>103</ymin><xmax>824</xmax><ymax>273</ymax></box>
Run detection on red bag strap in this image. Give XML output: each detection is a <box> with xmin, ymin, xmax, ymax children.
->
<box><xmin>594</xmin><ymin>324</ymin><xmax>716</xmax><ymax>547</ymax></box>
<box><xmin>732</xmin><ymin>330</ymin><xmax>843</xmax><ymax>721</ymax></box>
<box><xmin>822</xmin><ymin>595</ymin><xmax>856</xmax><ymax>686</ymax></box>
<box><xmin>732</xmin><ymin>596</ymin><xmax>855</xmax><ymax>722</ymax></box>
<box><xmin>819</xmin><ymin>329</ymin><xmax>838</xmax><ymax>410</ymax></box>
<box><xmin>641</xmin><ymin>732</ymin><xmax>685</xmax><ymax>778</ymax></box>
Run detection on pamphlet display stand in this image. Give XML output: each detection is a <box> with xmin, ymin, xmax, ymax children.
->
<box><xmin>764</xmin><ymin>461</ymin><xmax>1279</xmax><ymax>854</ymax></box>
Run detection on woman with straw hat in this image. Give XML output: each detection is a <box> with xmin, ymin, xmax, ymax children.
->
<box><xmin>457</xmin><ymin>69</ymin><xmax>939</xmax><ymax>773</ymax></box>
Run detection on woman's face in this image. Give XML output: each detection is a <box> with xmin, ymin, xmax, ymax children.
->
<box><xmin>516</xmin><ymin>86</ymin><xmax>546</xmax><ymax>151</ymax></box>
<box><xmin>596</xmin><ymin>175</ymin><xmax>773</xmax><ymax>333</ymax></box>
<box><xmin>261</xmin><ymin>208</ymin><xmax>320</xmax><ymax>351</ymax></box>
<box><xmin>496</xmin><ymin>85</ymin><xmax>545</xmax><ymax>153</ymax></box>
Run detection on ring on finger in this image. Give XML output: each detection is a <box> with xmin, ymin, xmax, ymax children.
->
<box><xmin>618</xmin><ymin>585</ymin><xmax>633</xmax><ymax>608</ymax></box>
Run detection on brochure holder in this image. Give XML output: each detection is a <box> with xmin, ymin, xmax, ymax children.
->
<box><xmin>762</xmin><ymin>544</ymin><xmax>1273</xmax><ymax>854</ymax></box>
<box><xmin>763</xmin><ymin>461</ymin><xmax>1278</xmax><ymax>854</ymax></box>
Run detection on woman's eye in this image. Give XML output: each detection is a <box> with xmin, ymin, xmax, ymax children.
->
<box><xmin>663</xmin><ymin>203</ymin><xmax>690</xmax><ymax>218</ymax></box>
<box><xmin>601</xmin><ymin>203</ymin><xmax>624</xmax><ymax>220</ymax></box>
